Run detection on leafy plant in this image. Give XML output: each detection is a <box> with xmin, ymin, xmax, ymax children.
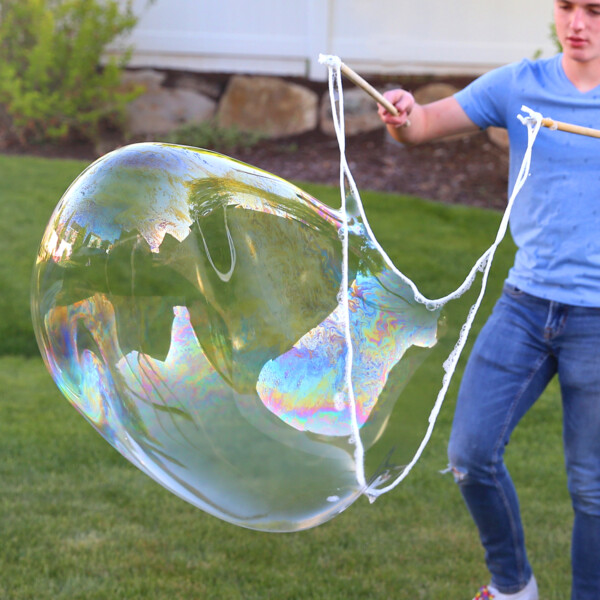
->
<box><xmin>0</xmin><ymin>0</ymin><xmax>142</xmax><ymax>144</ymax></box>
<box><xmin>165</xmin><ymin>120</ymin><xmax>266</xmax><ymax>152</ymax></box>
<box><xmin>550</xmin><ymin>23</ymin><xmax>563</xmax><ymax>53</ymax></box>
<box><xmin>533</xmin><ymin>23</ymin><xmax>562</xmax><ymax>60</ymax></box>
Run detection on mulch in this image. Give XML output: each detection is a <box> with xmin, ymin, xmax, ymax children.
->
<box><xmin>234</xmin><ymin>128</ymin><xmax>509</xmax><ymax>211</ymax></box>
<box><xmin>1</xmin><ymin>127</ymin><xmax>510</xmax><ymax>211</ymax></box>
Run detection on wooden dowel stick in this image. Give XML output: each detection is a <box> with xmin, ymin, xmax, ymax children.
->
<box><xmin>338</xmin><ymin>63</ymin><xmax>600</xmax><ymax>140</ymax></box>
<box><xmin>339</xmin><ymin>62</ymin><xmax>399</xmax><ymax>116</ymax></box>
<box><xmin>541</xmin><ymin>117</ymin><xmax>600</xmax><ymax>139</ymax></box>
<box><xmin>336</xmin><ymin>63</ymin><xmax>600</xmax><ymax>140</ymax></box>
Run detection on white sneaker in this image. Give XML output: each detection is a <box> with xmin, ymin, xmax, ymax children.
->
<box><xmin>472</xmin><ymin>576</ymin><xmax>538</xmax><ymax>600</ymax></box>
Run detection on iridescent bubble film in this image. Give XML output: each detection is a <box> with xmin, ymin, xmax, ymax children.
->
<box><xmin>31</xmin><ymin>143</ymin><xmax>442</xmax><ymax>531</ymax></box>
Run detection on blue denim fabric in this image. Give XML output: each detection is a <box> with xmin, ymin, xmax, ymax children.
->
<box><xmin>448</xmin><ymin>284</ymin><xmax>600</xmax><ymax>600</ymax></box>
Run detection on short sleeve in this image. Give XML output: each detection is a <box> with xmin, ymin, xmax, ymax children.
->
<box><xmin>454</xmin><ymin>62</ymin><xmax>519</xmax><ymax>130</ymax></box>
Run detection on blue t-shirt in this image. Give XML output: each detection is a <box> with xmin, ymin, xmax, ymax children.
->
<box><xmin>455</xmin><ymin>54</ymin><xmax>600</xmax><ymax>306</ymax></box>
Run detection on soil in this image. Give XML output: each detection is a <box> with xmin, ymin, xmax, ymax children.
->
<box><xmin>1</xmin><ymin>69</ymin><xmax>512</xmax><ymax>209</ymax></box>
<box><xmin>234</xmin><ymin>128</ymin><xmax>510</xmax><ymax>211</ymax></box>
<box><xmin>0</xmin><ymin>67</ymin><xmax>514</xmax><ymax>209</ymax></box>
<box><xmin>4</xmin><ymin>127</ymin><xmax>509</xmax><ymax>211</ymax></box>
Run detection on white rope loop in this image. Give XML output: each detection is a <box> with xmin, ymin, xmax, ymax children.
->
<box><xmin>367</xmin><ymin>106</ymin><xmax>542</xmax><ymax>496</ymax></box>
<box><xmin>320</xmin><ymin>53</ymin><xmax>368</xmax><ymax>490</ymax></box>
<box><xmin>319</xmin><ymin>54</ymin><xmax>543</xmax><ymax>499</ymax></box>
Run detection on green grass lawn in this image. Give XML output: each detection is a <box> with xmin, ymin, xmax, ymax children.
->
<box><xmin>0</xmin><ymin>154</ymin><xmax>572</xmax><ymax>599</ymax></box>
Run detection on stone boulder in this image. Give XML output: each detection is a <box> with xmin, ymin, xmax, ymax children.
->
<box><xmin>487</xmin><ymin>126</ymin><xmax>509</xmax><ymax>150</ymax></box>
<box><xmin>121</xmin><ymin>69</ymin><xmax>166</xmax><ymax>94</ymax></box>
<box><xmin>126</xmin><ymin>88</ymin><xmax>217</xmax><ymax>137</ymax></box>
<box><xmin>170</xmin><ymin>73</ymin><xmax>224</xmax><ymax>99</ymax></box>
<box><xmin>216</xmin><ymin>75</ymin><xmax>318</xmax><ymax>138</ymax></box>
<box><xmin>320</xmin><ymin>87</ymin><xmax>385</xmax><ymax>136</ymax></box>
<box><xmin>412</xmin><ymin>82</ymin><xmax>472</xmax><ymax>143</ymax></box>
<box><xmin>413</xmin><ymin>82</ymin><xmax>459</xmax><ymax>105</ymax></box>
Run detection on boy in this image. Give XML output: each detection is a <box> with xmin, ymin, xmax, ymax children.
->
<box><xmin>378</xmin><ymin>2</ymin><xmax>600</xmax><ymax>599</ymax></box>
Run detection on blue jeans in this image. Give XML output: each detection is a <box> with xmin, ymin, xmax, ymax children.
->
<box><xmin>448</xmin><ymin>284</ymin><xmax>600</xmax><ymax>600</ymax></box>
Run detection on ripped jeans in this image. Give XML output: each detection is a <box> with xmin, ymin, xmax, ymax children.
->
<box><xmin>448</xmin><ymin>284</ymin><xmax>600</xmax><ymax>600</ymax></box>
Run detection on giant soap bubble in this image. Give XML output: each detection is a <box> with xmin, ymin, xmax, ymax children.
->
<box><xmin>31</xmin><ymin>142</ymin><xmax>448</xmax><ymax>531</ymax></box>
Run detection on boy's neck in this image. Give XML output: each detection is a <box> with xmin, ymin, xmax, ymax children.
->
<box><xmin>562</xmin><ymin>54</ymin><xmax>600</xmax><ymax>92</ymax></box>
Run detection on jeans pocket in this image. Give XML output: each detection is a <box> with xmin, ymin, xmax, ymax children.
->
<box><xmin>503</xmin><ymin>283</ymin><xmax>525</xmax><ymax>298</ymax></box>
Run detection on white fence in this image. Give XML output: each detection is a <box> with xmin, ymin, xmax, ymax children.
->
<box><xmin>120</xmin><ymin>0</ymin><xmax>557</xmax><ymax>79</ymax></box>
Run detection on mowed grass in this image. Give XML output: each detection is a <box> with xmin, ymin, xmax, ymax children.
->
<box><xmin>0</xmin><ymin>154</ymin><xmax>572</xmax><ymax>598</ymax></box>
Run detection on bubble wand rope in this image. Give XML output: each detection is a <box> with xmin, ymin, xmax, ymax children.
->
<box><xmin>367</xmin><ymin>106</ymin><xmax>543</xmax><ymax>496</ymax></box>
<box><xmin>320</xmin><ymin>54</ymin><xmax>368</xmax><ymax>491</ymax></box>
<box><xmin>319</xmin><ymin>53</ymin><xmax>545</xmax><ymax>499</ymax></box>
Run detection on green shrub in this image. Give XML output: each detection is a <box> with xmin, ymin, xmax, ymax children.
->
<box><xmin>165</xmin><ymin>120</ymin><xmax>266</xmax><ymax>152</ymax></box>
<box><xmin>0</xmin><ymin>0</ymin><xmax>142</xmax><ymax>144</ymax></box>
<box><xmin>550</xmin><ymin>23</ymin><xmax>562</xmax><ymax>53</ymax></box>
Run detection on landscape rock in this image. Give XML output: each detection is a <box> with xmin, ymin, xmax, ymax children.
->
<box><xmin>320</xmin><ymin>87</ymin><xmax>385</xmax><ymax>136</ymax></box>
<box><xmin>121</xmin><ymin>69</ymin><xmax>166</xmax><ymax>93</ymax></box>
<box><xmin>413</xmin><ymin>82</ymin><xmax>459</xmax><ymax>105</ymax></box>
<box><xmin>413</xmin><ymin>82</ymin><xmax>468</xmax><ymax>143</ymax></box>
<box><xmin>216</xmin><ymin>75</ymin><xmax>318</xmax><ymax>138</ymax></box>
<box><xmin>487</xmin><ymin>126</ymin><xmax>509</xmax><ymax>150</ymax></box>
<box><xmin>170</xmin><ymin>73</ymin><xmax>224</xmax><ymax>99</ymax></box>
<box><xmin>126</xmin><ymin>88</ymin><xmax>217</xmax><ymax>137</ymax></box>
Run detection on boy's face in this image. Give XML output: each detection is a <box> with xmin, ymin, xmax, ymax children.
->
<box><xmin>554</xmin><ymin>1</ymin><xmax>600</xmax><ymax>63</ymax></box>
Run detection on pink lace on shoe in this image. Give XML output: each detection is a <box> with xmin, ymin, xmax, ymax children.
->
<box><xmin>474</xmin><ymin>587</ymin><xmax>495</xmax><ymax>599</ymax></box>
